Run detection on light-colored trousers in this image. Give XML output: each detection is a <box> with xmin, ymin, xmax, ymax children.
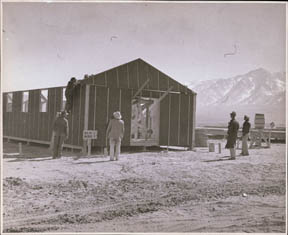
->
<box><xmin>242</xmin><ymin>134</ymin><xmax>249</xmax><ymax>155</ymax></box>
<box><xmin>109</xmin><ymin>137</ymin><xmax>121</xmax><ymax>160</ymax></box>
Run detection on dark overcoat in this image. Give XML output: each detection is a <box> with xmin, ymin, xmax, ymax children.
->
<box><xmin>225</xmin><ymin>119</ymin><xmax>239</xmax><ymax>148</ymax></box>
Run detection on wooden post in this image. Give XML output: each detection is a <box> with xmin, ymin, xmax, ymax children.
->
<box><xmin>218</xmin><ymin>143</ymin><xmax>221</xmax><ymax>154</ymax></box>
<box><xmin>87</xmin><ymin>139</ymin><xmax>91</xmax><ymax>157</ymax></box>
<box><xmin>18</xmin><ymin>143</ymin><xmax>23</xmax><ymax>156</ymax></box>
<box><xmin>209</xmin><ymin>143</ymin><xmax>215</xmax><ymax>152</ymax></box>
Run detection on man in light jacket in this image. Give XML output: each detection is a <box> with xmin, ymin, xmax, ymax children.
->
<box><xmin>241</xmin><ymin>115</ymin><xmax>251</xmax><ymax>156</ymax></box>
<box><xmin>106</xmin><ymin>111</ymin><xmax>125</xmax><ymax>161</ymax></box>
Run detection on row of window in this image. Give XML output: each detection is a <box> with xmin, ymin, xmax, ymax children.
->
<box><xmin>6</xmin><ymin>88</ymin><xmax>66</xmax><ymax>113</ymax></box>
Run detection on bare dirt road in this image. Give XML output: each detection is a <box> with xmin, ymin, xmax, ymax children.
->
<box><xmin>2</xmin><ymin>141</ymin><xmax>286</xmax><ymax>233</ymax></box>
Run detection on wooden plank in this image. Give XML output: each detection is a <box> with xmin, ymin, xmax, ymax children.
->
<box><xmin>168</xmin><ymin>78</ymin><xmax>180</xmax><ymax>92</ymax></box>
<box><xmin>177</xmin><ymin>94</ymin><xmax>181</xmax><ymax>145</ymax></box>
<box><xmin>4</xmin><ymin>135</ymin><xmax>83</xmax><ymax>150</ymax></box>
<box><xmin>2</xmin><ymin>94</ymin><xmax>7</xmax><ymax>135</ymax></box>
<box><xmin>118</xmin><ymin>64</ymin><xmax>129</xmax><ymax>88</ymax></box>
<box><xmin>136</xmin><ymin>60</ymin><xmax>140</xmax><ymax>88</ymax></box>
<box><xmin>168</xmin><ymin>94</ymin><xmax>171</xmax><ymax>147</ymax></box>
<box><xmin>179</xmin><ymin>94</ymin><xmax>189</xmax><ymax>146</ymax></box>
<box><xmin>108</xmin><ymin>87</ymin><xmax>120</xmax><ymax>119</ymax></box>
<box><xmin>128</xmin><ymin>60</ymin><xmax>138</xmax><ymax>89</ymax></box>
<box><xmin>34</xmin><ymin>90</ymin><xmax>40</xmax><ymax>140</ymax></box>
<box><xmin>141</xmin><ymin>90</ymin><xmax>150</xmax><ymax>98</ymax></box>
<box><xmin>95</xmin><ymin>87</ymin><xmax>108</xmax><ymax>147</ymax></box>
<box><xmin>3</xmin><ymin>93</ymin><xmax>7</xmax><ymax>113</ymax></box>
<box><xmin>120</xmin><ymin>89</ymin><xmax>132</xmax><ymax>146</ymax></box>
<box><xmin>71</xmin><ymin>86</ymin><xmax>80</xmax><ymax>146</ymax></box>
<box><xmin>187</xmin><ymin>95</ymin><xmax>191</xmax><ymax>146</ymax></box>
<box><xmin>88</xmin><ymin>85</ymin><xmax>96</xmax><ymax>130</ymax></box>
<box><xmin>190</xmin><ymin>94</ymin><xmax>196</xmax><ymax>149</ymax></box>
<box><xmin>146</xmin><ymin>64</ymin><xmax>158</xmax><ymax>90</ymax></box>
<box><xmin>159</xmin><ymin>93</ymin><xmax>169</xmax><ymax>145</ymax></box>
<box><xmin>93</xmin><ymin>86</ymin><xmax>98</xmax><ymax>146</ymax></box>
<box><xmin>106</xmin><ymin>68</ymin><xmax>118</xmax><ymax>88</ymax></box>
<box><xmin>150</xmin><ymin>91</ymin><xmax>160</xmax><ymax>99</ymax></box>
<box><xmin>132</xmin><ymin>78</ymin><xmax>150</xmax><ymax>99</ymax></box>
<box><xmin>159</xmin><ymin>72</ymin><xmax>169</xmax><ymax>91</ymax></box>
<box><xmin>48</xmin><ymin>88</ymin><xmax>55</xmax><ymax>142</ymax></box>
<box><xmin>138</xmin><ymin>59</ymin><xmax>149</xmax><ymax>89</ymax></box>
<box><xmin>93</xmin><ymin>72</ymin><xmax>106</xmax><ymax>86</ymax></box>
<box><xmin>88</xmin><ymin>85</ymin><xmax>96</xmax><ymax>146</ymax></box>
<box><xmin>79</xmin><ymin>84</ymin><xmax>86</xmax><ymax>146</ymax></box>
<box><xmin>188</xmin><ymin>94</ymin><xmax>196</xmax><ymax>148</ymax></box>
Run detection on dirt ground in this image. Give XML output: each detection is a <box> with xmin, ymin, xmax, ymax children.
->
<box><xmin>2</xmin><ymin>141</ymin><xmax>286</xmax><ymax>233</ymax></box>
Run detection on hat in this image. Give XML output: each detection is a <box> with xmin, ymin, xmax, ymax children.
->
<box><xmin>60</xmin><ymin>111</ymin><xmax>67</xmax><ymax>117</ymax></box>
<box><xmin>230</xmin><ymin>111</ymin><xmax>236</xmax><ymax>116</ymax></box>
<box><xmin>113</xmin><ymin>111</ymin><xmax>122</xmax><ymax>120</ymax></box>
<box><xmin>244</xmin><ymin>115</ymin><xmax>249</xmax><ymax>121</ymax></box>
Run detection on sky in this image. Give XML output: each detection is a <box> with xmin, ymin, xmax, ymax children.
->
<box><xmin>2</xmin><ymin>1</ymin><xmax>286</xmax><ymax>92</ymax></box>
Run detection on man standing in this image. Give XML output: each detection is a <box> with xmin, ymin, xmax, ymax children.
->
<box><xmin>225</xmin><ymin>111</ymin><xmax>239</xmax><ymax>160</ymax></box>
<box><xmin>241</xmin><ymin>115</ymin><xmax>251</xmax><ymax>156</ymax></box>
<box><xmin>106</xmin><ymin>111</ymin><xmax>124</xmax><ymax>161</ymax></box>
<box><xmin>52</xmin><ymin>111</ymin><xmax>69</xmax><ymax>159</ymax></box>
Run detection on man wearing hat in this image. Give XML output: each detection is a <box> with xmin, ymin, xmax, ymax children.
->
<box><xmin>106</xmin><ymin>111</ymin><xmax>125</xmax><ymax>161</ymax></box>
<box><xmin>225</xmin><ymin>111</ymin><xmax>239</xmax><ymax>160</ymax></box>
<box><xmin>52</xmin><ymin>111</ymin><xmax>69</xmax><ymax>159</ymax></box>
<box><xmin>241</xmin><ymin>115</ymin><xmax>251</xmax><ymax>156</ymax></box>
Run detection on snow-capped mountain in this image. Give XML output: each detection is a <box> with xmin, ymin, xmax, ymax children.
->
<box><xmin>189</xmin><ymin>68</ymin><xmax>286</xmax><ymax>126</ymax></box>
<box><xmin>189</xmin><ymin>68</ymin><xmax>285</xmax><ymax>106</ymax></box>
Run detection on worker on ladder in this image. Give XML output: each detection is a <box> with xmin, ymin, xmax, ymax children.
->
<box><xmin>65</xmin><ymin>77</ymin><xmax>80</xmax><ymax>114</ymax></box>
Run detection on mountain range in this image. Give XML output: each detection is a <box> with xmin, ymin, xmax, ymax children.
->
<box><xmin>189</xmin><ymin>68</ymin><xmax>286</xmax><ymax>127</ymax></box>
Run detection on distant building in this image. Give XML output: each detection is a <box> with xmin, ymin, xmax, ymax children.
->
<box><xmin>3</xmin><ymin>58</ymin><xmax>197</xmax><ymax>150</ymax></box>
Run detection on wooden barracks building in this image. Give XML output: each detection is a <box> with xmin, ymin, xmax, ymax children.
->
<box><xmin>2</xmin><ymin>58</ymin><xmax>197</xmax><ymax>151</ymax></box>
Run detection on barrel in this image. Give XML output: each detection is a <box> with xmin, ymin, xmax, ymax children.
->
<box><xmin>195</xmin><ymin>129</ymin><xmax>208</xmax><ymax>147</ymax></box>
<box><xmin>254</xmin><ymin>113</ymin><xmax>265</xmax><ymax>129</ymax></box>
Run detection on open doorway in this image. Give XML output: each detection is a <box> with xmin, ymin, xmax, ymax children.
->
<box><xmin>130</xmin><ymin>97</ymin><xmax>160</xmax><ymax>146</ymax></box>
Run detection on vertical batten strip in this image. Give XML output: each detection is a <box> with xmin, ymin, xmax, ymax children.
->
<box><xmin>157</xmin><ymin>71</ymin><xmax>160</xmax><ymax>91</ymax></box>
<box><xmin>78</xmin><ymin>86</ymin><xmax>82</xmax><ymax>146</ymax></box>
<box><xmin>187</xmin><ymin>95</ymin><xmax>191</xmax><ymax>146</ymax></box>
<box><xmin>136</xmin><ymin>60</ymin><xmax>140</xmax><ymax>88</ymax></box>
<box><xmin>105</xmin><ymin>88</ymin><xmax>110</xmax><ymax>144</ymax></box>
<box><xmin>104</xmin><ymin>72</ymin><xmax>107</xmax><ymax>87</ymax></box>
<box><xmin>83</xmin><ymin>85</ymin><xmax>90</xmax><ymax>152</ymax></box>
<box><xmin>178</xmin><ymin>94</ymin><xmax>181</xmax><ymax>146</ymax></box>
<box><xmin>93</xmin><ymin>86</ymin><xmax>97</xmax><ymax>130</ymax></box>
<box><xmin>116</xmin><ymin>68</ymin><xmax>120</xmax><ymax>88</ymax></box>
<box><xmin>191</xmin><ymin>94</ymin><xmax>197</xmax><ymax>149</ymax></box>
<box><xmin>127</xmin><ymin>64</ymin><xmax>130</xmax><ymax>89</ymax></box>
<box><xmin>168</xmin><ymin>93</ymin><xmax>171</xmax><ymax>147</ymax></box>
<box><xmin>119</xmin><ymin>89</ymin><xmax>122</xmax><ymax>111</ymax></box>
<box><xmin>93</xmin><ymin>86</ymin><xmax>97</xmax><ymax>146</ymax></box>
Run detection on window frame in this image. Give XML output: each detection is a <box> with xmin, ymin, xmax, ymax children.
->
<box><xmin>39</xmin><ymin>89</ymin><xmax>48</xmax><ymax>112</ymax></box>
<box><xmin>21</xmin><ymin>91</ymin><xmax>29</xmax><ymax>113</ymax></box>
<box><xmin>6</xmin><ymin>92</ymin><xmax>13</xmax><ymax>112</ymax></box>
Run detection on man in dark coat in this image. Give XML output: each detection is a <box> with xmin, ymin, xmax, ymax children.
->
<box><xmin>241</xmin><ymin>115</ymin><xmax>251</xmax><ymax>156</ymax></box>
<box><xmin>65</xmin><ymin>77</ymin><xmax>80</xmax><ymax>114</ymax></box>
<box><xmin>225</xmin><ymin>111</ymin><xmax>239</xmax><ymax>160</ymax></box>
<box><xmin>52</xmin><ymin>111</ymin><xmax>69</xmax><ymax>159</ymax></box>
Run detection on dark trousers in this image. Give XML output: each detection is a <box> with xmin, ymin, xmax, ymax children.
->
<box><xmin>53</xmin><ymin>135</ymin><xmax>65</xmax><ymax>158</ymax></box>
<box><xmin>65</xmin><ymin>97</ymin><xmax>72</xmax><ymax>112</ymax></box>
